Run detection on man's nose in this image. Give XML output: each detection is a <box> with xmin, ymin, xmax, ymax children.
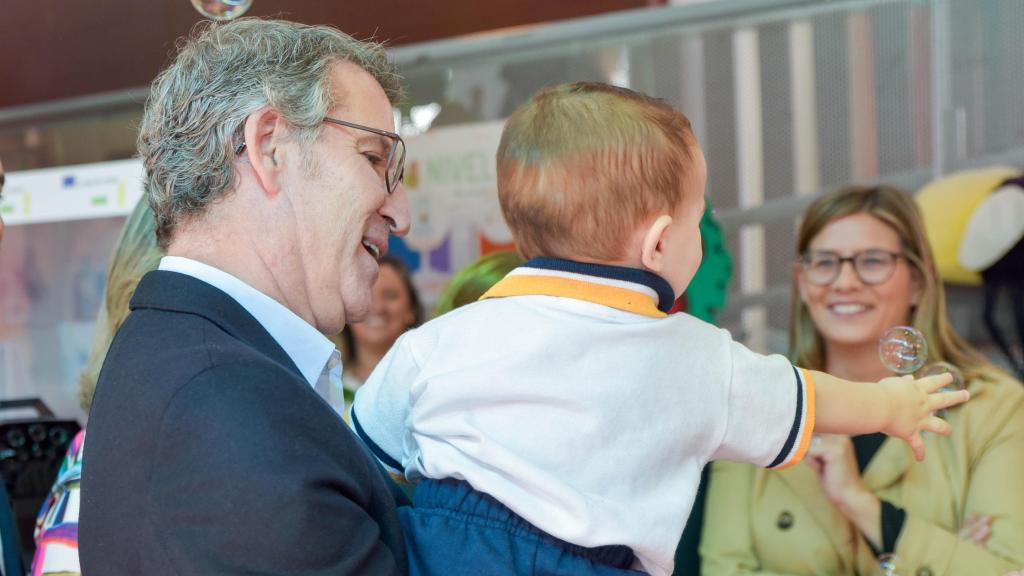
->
<box><xmin>382</xmin><ymin>183</ymin><xmax>411</xmax><ymax>237</ymax></box>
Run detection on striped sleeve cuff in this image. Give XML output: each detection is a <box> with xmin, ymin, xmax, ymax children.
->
<box><xmin>767</xmin><ymin>367</ymin><xmax>816</xmax><ymax>470</ymax></box>
<box><xmin>350</xmin><ymin>408</ymin><xmax>405</xmax><ymax>477</ymax></box>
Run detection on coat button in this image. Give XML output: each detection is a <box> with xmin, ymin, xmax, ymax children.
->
<box><xmin>915</xmin><ymin>568</ymin><xmax>933</xmax><ymax>576</ymax></box>
<box><xmin>776</xmin><ymin>511</ymin><xmax>794</xmax><ymax>530</ymax></box>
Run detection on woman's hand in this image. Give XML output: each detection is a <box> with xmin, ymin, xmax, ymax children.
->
<box><xmin>806</xmin><ymin>435</ymin><xmax>869</xmax><ymax>506</ymax></box>
<box><xmin>806</xmin><ymin>434</ymin><xmax>882</xmax><ymax>548</ymax></box>
<box><xmin>959</xmin><ymin>513</ymin><xmax>993</xmax><ymax>547</ymax></box>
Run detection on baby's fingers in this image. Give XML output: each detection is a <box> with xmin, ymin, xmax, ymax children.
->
<box><xmin>922</xmin><ymin>416</ymin><xmax>952</xmax><ymax>437</ymax></box>
<box><xmin>908</xmin><ymin>432</ymin><xmax>926</xmax><ymax>462</ymax></box>
<box><xmin>917</xmin><ymin>372</ymin><xmax>954</xmax><ymax>393</ymax></box>
<box><xmin>929</xmin><ymin>389</ymin><xmax>970</xmax><ymax>412</ymax></box>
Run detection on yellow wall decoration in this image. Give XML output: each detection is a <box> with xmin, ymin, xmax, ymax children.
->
<box><xmin>915</xmin><ymin>166</ymin><xmax>1019</xmax><ymax>286</ymax></box>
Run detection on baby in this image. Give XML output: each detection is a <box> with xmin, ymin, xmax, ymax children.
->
<box><xmin>353</xmin><ymin>82</ymin><xmax>964</xmax><ymax>576</ymax></box>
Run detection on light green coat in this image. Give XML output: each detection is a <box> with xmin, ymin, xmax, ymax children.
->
<box><xmin>701</xmin><ymin>375</ymin><xmax>1024</xmax><ymax>576</ymax></box>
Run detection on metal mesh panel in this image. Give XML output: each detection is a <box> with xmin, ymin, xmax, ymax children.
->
<box><xmin>398</xmin><ymin>0</ymin><xmax>1024</xmax><ymax>353</ymax></box>
<box><xmin>813</xmin><ymin>11</ymin><xmax>854</xmax><ymax>189</ymax></box>
<box><xmin>2</xmin><ymin>1</ymin><xmax>1023</xmax><ymax>416</ymax></box>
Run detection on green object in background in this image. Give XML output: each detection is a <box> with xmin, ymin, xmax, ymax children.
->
<box><xmin>685</xmin><ymin>196</ymin><xmax>733</xmax><ymax>324</ymax></box>
<box><xmin>673</xmin><ymin>197</ymin><xmax>733</xmax><ymax>576</ymax></box>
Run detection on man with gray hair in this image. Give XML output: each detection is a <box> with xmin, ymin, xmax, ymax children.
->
<box><xmin>80</xmin><ymin>18</ymin><xmax>411</xmax><ymax>575</ymax></box>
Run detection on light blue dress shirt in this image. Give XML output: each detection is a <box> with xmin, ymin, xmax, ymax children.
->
<box><xmin>158</xmin><ymin>256</ymin><xmax>337</xmax><ymax>389</ymax></box>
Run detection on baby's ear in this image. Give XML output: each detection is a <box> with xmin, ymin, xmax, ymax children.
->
<box><xmin>640</xmin><ymin>215</ymin><xmax>674</xmax><ymax>273</ymax></box>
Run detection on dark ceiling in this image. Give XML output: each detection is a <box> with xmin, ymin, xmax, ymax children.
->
<box><xmin>0</xmin><ymin>0</ymin><xmax>658</xmax><ymax>110</ymax></box>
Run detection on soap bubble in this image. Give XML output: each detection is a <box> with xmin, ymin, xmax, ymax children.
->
<box><xmin>879</xmin><ymin>326</ymin><xmax>928</xmax><ymax>374</ymax></box>
<box><xmin>918</xmin><ymin>361</ymin><xmax>966</xmax><ymax>419</ymax></box>
<box><xmin>191</xmin><ymin>0</ymin><xmax>253</xmax><ymax>21</ymax></box>
<box><xmin>876</xmin><ymin>553</ymin><xmax>901</xmax><ymax>576</ymax></box>
<box><xmin>918</xmin><ymin>361</ymin><xmax>965</xmax><ymax>391</ymax></box>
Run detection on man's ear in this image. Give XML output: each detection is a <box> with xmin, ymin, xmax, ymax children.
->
<box><xmin>242</xmin><ymin>106</ymin><xmax>288</xmax><ymax>197</ymax></box>
<box><xmin>640</xmin><ymin>214</ymin><xmax>674</xmax><ymax>273</ymax></box>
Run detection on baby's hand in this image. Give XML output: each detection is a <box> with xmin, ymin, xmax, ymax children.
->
<box><xmin>880</xmin><ymin>372</ymin><xmax>969</xmax><ymax>461</ymax></box>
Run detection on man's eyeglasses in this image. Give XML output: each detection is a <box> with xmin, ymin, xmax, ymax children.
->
<box><xmin>234</xmin><ymin>116</ymin><xmax>405</xmax><ymax>194</ymax></box>
<box><xmin>799</xmin><ymin>249</ymin><xmax>905</xmax><ymax>286</ymax></box>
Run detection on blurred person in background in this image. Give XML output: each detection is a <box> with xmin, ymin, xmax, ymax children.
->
<box><xmin>31</xmin><ymin>198</ymin><xmax>162</xmax><ymax>576</ymax></box>
<box><xmin>702</xmin><ymin>185</ymin><xmax>1024</xmax><ymax>575</ymax></box>
<box><xmin>332</xmin><ymin>255</ymin><xmax>421</xmax><ymax>415</ymax></box>
<box><xmin>432</xmin><ymin>251</ymin><xmax>523</xmax><ymax>316</ymax></box>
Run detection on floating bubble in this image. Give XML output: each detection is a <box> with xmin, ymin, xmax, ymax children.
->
<box><xmin>918</xmin><ymin>361</ymin><xmax>966</xmax><ymax>419</ymax></box>
<box><xmin>191</xmin><ymin>0</ymin><xmax>253</xmax><ymax>21</ymax></box>
<box><xmin>918</xmin><ymin>361</ymin><xmax>966</xmax><ymax>391</ymax></box>
<box><xmin>876</xmin><ymin>553</ymin><xmax>901</xmax><ymax>576</ymax></box>
<box><xmin>878</xmin><ymin>326</ymin><xmax>928</xmax><ymax>374</ymax></box>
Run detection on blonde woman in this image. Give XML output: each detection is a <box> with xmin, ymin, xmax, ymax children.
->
<box><xmin>32</xmin><ymin>198</ymin><xmax>162</xmax><ymax>576</ymax></box>
<box><xmin>702</xmin><ymin>185</ymin><xmax>1024</xmax><ymax>575</ymax></box>
<box><xmin>331</xmin><ymin>256</ymin><xmax>422</xmax><ymax>417</ymax></box>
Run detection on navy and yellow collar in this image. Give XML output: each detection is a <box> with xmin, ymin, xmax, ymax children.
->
<box><xmin>479</xmin><ymin>257</ymin><xmax>674</xmax><ymax>318</ymax></box>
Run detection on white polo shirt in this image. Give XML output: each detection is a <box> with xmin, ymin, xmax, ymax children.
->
<box><xmin>353</xmin><ymin>257</ymin><xmax>814</xmax><ymax>576</ymax></box>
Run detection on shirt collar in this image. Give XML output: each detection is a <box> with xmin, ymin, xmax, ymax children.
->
<box><xmin>480</xmin><ymin>257</ymin><xmax>674</xmax><ymax>317</ymax></box>
<box><xmin>159</xmin><ymin>256</ymin><xmax>336</xmax><ymax>388</ymax></box>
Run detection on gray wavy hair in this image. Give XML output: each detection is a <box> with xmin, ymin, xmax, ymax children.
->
<box><xmin>138</xmin><ymin>18</ymin><xmax>403</xmax><ymax>248</ymax></box>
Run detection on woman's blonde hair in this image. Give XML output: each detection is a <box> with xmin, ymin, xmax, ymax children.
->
<box><xmin>790</xmin><ymin>185</ymin><xmax>1006</xmax><ymax>383</ymax></box>
<box><xmin>79</xmin><ymin>199</ymin><xmax>163</xmax><ymax>410</ymax></box>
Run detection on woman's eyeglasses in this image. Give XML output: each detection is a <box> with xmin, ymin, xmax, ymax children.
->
<box><xmin>799</xmin><ymin>249</ymin><xmax>904</xmax><ymax>286</ymax></box>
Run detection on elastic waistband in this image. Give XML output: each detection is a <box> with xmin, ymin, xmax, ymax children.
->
<box><xmin>413</xmin><ymin>478</ymin><xmax>635</xmax><ymax>569</ymax></box>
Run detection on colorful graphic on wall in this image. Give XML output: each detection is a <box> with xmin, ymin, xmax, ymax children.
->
<box><xmin>388</xmin><ymin>121</ymin><xmax>511</xmax><ymax>309</ymax></box>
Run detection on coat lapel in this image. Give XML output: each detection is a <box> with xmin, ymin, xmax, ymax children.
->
<box><xmin>861</xmin><ymin>436</ymin><xmax>913</xmax><ymax>492</ymax></box>
<box><xmin>775</xmin><ymin>438</ymin><xmax>914</xmax><ymax>575</ymax></box>
<box><xmin>130</xmin><ymin>270</ymin><xmax>304</xmax><ymax>381</ymax></box>
<box><xmin>775</xmin><ymin>462</ymin><xmax>858</xmax><ymax>571</ymax></box>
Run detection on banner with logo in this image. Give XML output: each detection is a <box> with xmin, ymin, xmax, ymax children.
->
<box><xmin>1</xmin><ymin>159</ymin><xmax>144</xmax><ymax>225</ymax></box>
<box><xmin>388</xmin><ymin>120</ymin><xmax>514</xmax><ymax>309</ymax></box>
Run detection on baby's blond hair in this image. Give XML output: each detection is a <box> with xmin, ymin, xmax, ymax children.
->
<box><xmin>497</xmin><ymin>82</ymin><xmax>699</xmax><ymax>261</ymax></box>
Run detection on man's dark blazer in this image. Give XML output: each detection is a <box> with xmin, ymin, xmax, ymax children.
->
<box><xmin>80</xmin><ymin>270</ymin><xmax>408</xmax><ymax>575</ymax></box>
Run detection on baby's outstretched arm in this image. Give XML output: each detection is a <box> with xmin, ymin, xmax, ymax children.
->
<box><xmin>811</xmin><ymin>371</ymin><xmax>969</xmax><ymax>461</ymax></box>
